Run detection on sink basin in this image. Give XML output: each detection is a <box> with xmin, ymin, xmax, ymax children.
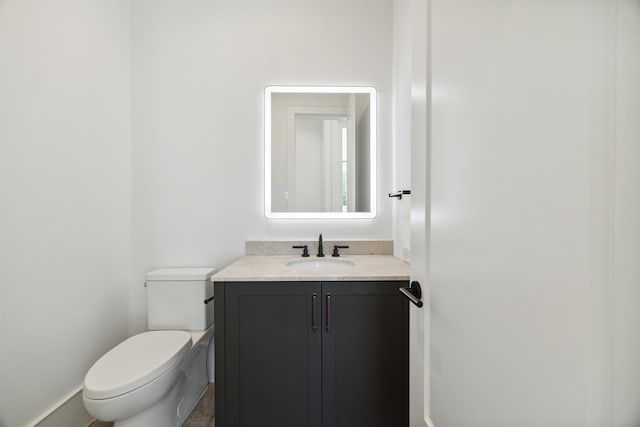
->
<box><xmin>287</xmin><ymin>259</ymin><xmax>355</xmax><ymax>272</ymax></box>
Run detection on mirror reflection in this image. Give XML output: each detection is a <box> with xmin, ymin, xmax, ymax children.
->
<box><xmin>265</xmin><ymin>86</ymin><xmax>376</xmax><ymax>219</ymax></box>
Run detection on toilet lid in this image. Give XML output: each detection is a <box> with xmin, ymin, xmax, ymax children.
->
<box><xmin>84</xmin><ymin>330</ymin><xmax>192</xmax><ymax>400</ymax></box>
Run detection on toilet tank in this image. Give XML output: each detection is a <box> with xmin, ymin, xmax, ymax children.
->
<box><xmin>146</xmin><ymin>267</ymin><xmax>215</xmax><ymax>331</ymax></box>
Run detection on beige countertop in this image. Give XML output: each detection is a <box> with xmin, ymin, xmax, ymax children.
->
<box><xmin>212</xmin><ymin>255</ymin><xmax>410</xmax><ymax>282</ymax></box>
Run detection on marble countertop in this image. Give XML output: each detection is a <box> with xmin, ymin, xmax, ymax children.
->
<box><xmin>212</xmin><ymin>255</ymin><xmax>410</xmax><ymax>282</ymax></box>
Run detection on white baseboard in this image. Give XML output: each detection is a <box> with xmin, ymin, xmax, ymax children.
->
<box><xmin>28</xmin><ymin>386</ymin><xmax>93</xmax><ymax>427</ymax></box>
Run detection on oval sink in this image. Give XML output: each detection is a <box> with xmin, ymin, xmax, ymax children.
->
<box><xmin>287</xmin><ymin>259</ymin><xmax>355</xmax><ymax>272</ymax></box>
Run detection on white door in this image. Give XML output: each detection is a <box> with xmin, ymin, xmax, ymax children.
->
<box><xmin>427</xmin><ymin>1</ymin><xmax>640</xmax><ymax>425</ymax></box>
<box><xmin>294</xmin><ymin>118</ymin><xmax>324</xmax><ymax>212</ymax></box>
<box><xmin>408</xmin><ymin>0</ymin><xmax>430</xmax><ymax>426</ymax></box>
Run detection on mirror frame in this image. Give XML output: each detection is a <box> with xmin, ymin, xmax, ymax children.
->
<box><xmin>264</xmin><ymin>86</ymin><xmax>377</xmax><ymax>219</ymax></box>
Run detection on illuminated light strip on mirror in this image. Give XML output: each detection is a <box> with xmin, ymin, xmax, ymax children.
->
<box><xmin>264</xmin><ymin>85</ymin><xmax>377</xmax><ymax>219</ymax></box>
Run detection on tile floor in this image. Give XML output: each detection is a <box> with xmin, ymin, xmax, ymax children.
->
<box><xmin>89</xmin><ymin>383</ymin><xmax>215</xmax><ymax>427</ymax></box>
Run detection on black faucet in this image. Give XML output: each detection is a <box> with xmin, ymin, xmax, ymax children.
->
<box><xmin>332</xmin><ymin>245</ymin><xmax>349</xmax><ymax>257</ymax></box>
<box><xmin>292</xmin><ymin>245</ymin><xmax>309</xmax><ymax>257</ymax></box>
<box><xmin>317</xmin><ymin>234</ymin><xmax>325</xmax><ymax>257</ymax></box>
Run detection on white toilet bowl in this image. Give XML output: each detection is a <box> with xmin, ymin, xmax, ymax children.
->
<box><xmin>84</xmin><ymin>267</ymin><xmax>215</xmax><ymax>427</ymax></box>
<box><xmin>83</xmin><ymin>328</ymin><xmax>213</xmax><ymax>427</ymax></box>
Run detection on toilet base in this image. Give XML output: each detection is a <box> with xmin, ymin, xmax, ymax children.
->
<box><xmin>114</xmin><ymin>382</ymin><xmax>181</xmax><ymax>427</ymax></box>
<box><xmin>176</xmin><ymin>330</ymin><xmax>212</xmax><ymax>423</ymax></box>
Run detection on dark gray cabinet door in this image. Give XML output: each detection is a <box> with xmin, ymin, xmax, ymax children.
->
<box><xmin>224</xmin><ymin>282</ymin><xmax>322</xmax><ymax>427</ymax></box>
<box><xmin>321</xmin><ymin>281</ymin><xmax>409</xmax><ymax>427</ymax></box>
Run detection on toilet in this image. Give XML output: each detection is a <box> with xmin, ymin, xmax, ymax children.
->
<box><xmin>83</xmin><ymin>268</ymin><xmax>215</xmax><ymax>427</ymax></box>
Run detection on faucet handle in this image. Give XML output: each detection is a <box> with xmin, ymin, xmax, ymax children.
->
<box><xmin>292</xmin><ymin>245</ymin><xmax>310</xmax><ymax>257</ymax></box>
<box><xmin>331</xmin><ymin>245</ymin><xmax>349</xmax><ymax>257</ymax></box>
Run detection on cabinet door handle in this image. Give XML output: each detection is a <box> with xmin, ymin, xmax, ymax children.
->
<box><xmin>326</xmin><ymin>293</ymin><xmax>332</xmax><ymax>332</ymax></box>
<box><xmin>312</xmin><ymin>293</ymin><xmax>318</xmax><ymax>333</ymax></box>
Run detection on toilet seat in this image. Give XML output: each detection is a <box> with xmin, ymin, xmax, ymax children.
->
<box><xmin>84</xmin><ymin>330</ymin><xmax>191</xmax><ymax>400</ymax></box>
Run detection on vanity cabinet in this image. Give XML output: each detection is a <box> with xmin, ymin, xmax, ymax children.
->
<box><xmin>214</xmin><ymin>280</ymin><xmax>409</xmax><ymax>427</ymax></box>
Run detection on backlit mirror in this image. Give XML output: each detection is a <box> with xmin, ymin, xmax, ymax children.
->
<box><xmin>265</xmin><ymin>86</ymin><xmax>376</xmax><ymax>219</ymax></box>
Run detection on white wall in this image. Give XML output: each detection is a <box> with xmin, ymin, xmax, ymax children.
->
<box><xmin>131</xmin><ymin>0</ymin><xmax>393</xmax><ymax>332</ymax></box>
<box><xmin>0</xmin><ymin>1</ymin><xmax>132</xmax><ymax>426</ymax></box>
<box><xmin>428</xmin><ymin>0</ymin><xmax>639</xmax><ymax>425</ymax></box>
<box><xmin>392</xmin><ymin>0</ymin><xmax>413</xmax><ymax>262</ymax></box>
